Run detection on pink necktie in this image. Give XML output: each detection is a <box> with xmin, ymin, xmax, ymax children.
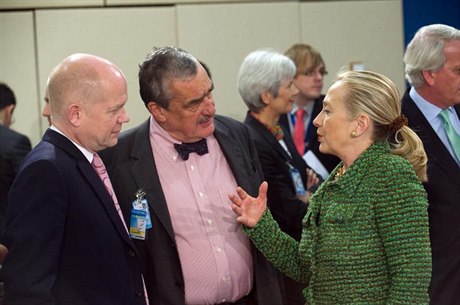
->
<box><xmin>293</xmin><ymin>108</ymin><xmax>305</xmax><ymax>155</ymax></box>
<box><xmin>92</xmin><ymin>154</ymin><xmax>150</xmax><ymax>305</ymax></box>
<box><xmin>92</xmin><ymin>154</ymin><xmax>128</xmax><ymax>233</ymax></box>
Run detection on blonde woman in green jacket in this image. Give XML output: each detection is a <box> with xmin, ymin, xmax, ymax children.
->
<box><xmin>229</xmin><ymin>70</ymin><xmax>432</xmax><ymax>305</ymax></box>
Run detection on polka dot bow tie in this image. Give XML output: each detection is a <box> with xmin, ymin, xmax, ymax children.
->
<box><xmin>174</xmin><ymin>138</ymin><xmax>209</xmax><ymax>160</ymax></box>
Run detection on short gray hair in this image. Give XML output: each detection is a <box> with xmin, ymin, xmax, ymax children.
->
<box><xmin>237</xmin><ymin>49</ymin><xmax>296</xmax><ymax>113</ymax></box>
<box><xmin>139</xmin><ymin>47</ymin><xmax>199</xmax><ymax>109</ymax></box>
<box><xmin>404</xmin><ymin>24</ymin><xmax>460</xmax><ymax>87</ymax></box>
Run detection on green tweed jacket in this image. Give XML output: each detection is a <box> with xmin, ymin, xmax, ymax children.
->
<box><xmin>245</xmin><ymin>141</ymin><xmax>431</xmax><ymax>304</ymax></box>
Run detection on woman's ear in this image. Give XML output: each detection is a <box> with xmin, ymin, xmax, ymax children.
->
<box><xmin>260</xmin><ymin>91</ymin><xmax>272</xmax><ymax>105</ymax></box>
<box><xmin>353</xmin><ymin>114</ymin><xmax>371</xmax><ymax>137</ymax></box>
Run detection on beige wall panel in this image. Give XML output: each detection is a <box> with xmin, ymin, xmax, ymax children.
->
<box><xmin>177</xmin><ymin>2</ymin><xmax>301</xmax><ymax>122</ymax></box>
<box><xmin>0</xmin><ymin>0</ymin><xmax>103</xmax><ymax>10</ymax></box>
<box><xmin>0</xmin><ymin>12</ymin><xmax>41</xmax><ymax>145</ymax></box>
<box><xmin>35</xmin><ymin>7</ymin><xmax>177</xmax><ymax>132</ymax></box>
<box><xmin>300</xmin><ymin>0</ymin><xmax>405</xmax><ymax>95</ymax></box>
<box><xmin>107</xmin><ymin>0</ymin><xmax>295</xmax><ymax>5</ymax></box>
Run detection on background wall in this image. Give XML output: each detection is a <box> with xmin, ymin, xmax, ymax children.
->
<box><xmin>403</xmin><ymin>0</ymin><xmax>460</xmax><ymax>46</ymax></box>
<box><xmin>1</xmin><ymin>0</ymin><xmax>406</xmax><ymax>146</ymax></box>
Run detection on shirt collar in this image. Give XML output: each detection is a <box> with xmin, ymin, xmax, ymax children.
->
<box><xmin>290</xmin><ymin>102</ymin><xmax>315</xmax><ymax>116</ymax></box>
<box><xmin>50</xmin><ymin>125</ymin><xmax>94</xmax><ymax>163</ymax></box>
<box><xmin>149</xmin><ymin>115</ymin><xmax>183</xmax><ymax>145</ymax></box>
<box><xmin>409</xmin><ymin>87</ymin><xmax>447</xmax><ymax>123</ymax></box>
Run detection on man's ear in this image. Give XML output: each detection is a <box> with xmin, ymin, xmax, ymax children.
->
<box><xmin>147</xmin><ymin>101</ymin><xmax>167</xmax><ymax>123</ymax></box>
<box><xmin>67</xmin><ymin>104</ymin><xmax>82</xmax><ymax>127</ymax></box>
<box><xmin>5</xmin><ymin>104</ymin><xmax>15</xmax><ymax>117</ymax></box>
<box><xmin>421</xmin><ymin>70</ymin><xmax>436</xmax><ymax>86</ymax></box>
<box><xmin>1</xmin><ymin>104</ymin><xmax>16</xmax><ymax>127</ymax></box>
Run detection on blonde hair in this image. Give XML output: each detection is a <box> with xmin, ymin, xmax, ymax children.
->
<box><xmin>337</xmin><ymin>70</ymin><xmax>427</xmax><ymax>181</ymax></box>
<box><xmin>284</xmin><ymin>43</ymin><xmax>324</xmax><ymax>76</ymax></box>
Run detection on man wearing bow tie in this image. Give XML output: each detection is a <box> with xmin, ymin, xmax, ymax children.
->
<box><xmin>100</xmin><ymin>47</ymin><xmax>285</xmax><ymax>305</ymax></box>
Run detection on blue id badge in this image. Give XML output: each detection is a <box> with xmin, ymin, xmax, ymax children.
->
<box><xmin>129</xmin><ymin>189</ymin><xmax>152</xmax><ymax>240</ymax></box>
<box><xmin>288</xmin><ymin>163</ymin><xmax>306</xmax><ymax>196</ymax></box>
<box><xmin>129</xmin><ymin>209</ymin><xmax>147</xmax><ymax>240</ymax></box>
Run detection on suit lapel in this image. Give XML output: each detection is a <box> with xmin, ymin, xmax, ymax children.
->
<box><xmin>43</xmin><ymin>129</ymin><xmax>134</xmax><ymax>245</ymax></box>
<box><xmin>78</xmin><ymin>161</ymin><xmax>134</xmax><ymax>245</ymax></box>
<box><xmin>213</xmin><ymin>117</ymin><xmax>263</xmax><ymax>195</ymax></box>
<box><xmin>402</xmin><ymin>92</ymin><xmax>460</xmax><ymax>186</ymax></box>
<box><xmin>306</xmin><ymin>97</ymin><xmax>323</xmax><ymax>149</ymax></box>
<box><xmin>244</xmin><ymin>113</ymin><xmax>292</xmax><ymax>161</ymax></box>
<box><xmin>278</xmin><ymin>96</ymin><xmax>324</xmax><ymax>151</ymax></box>
<box><xmin>214</xmin><ymin>119</ymin><xmax>249</xmax><ymax>189</ymax></box>
<box><xmin>129</xmin><ymin>120</ymin><xmax>176</xmax><ymax>243</ymax></box>
<box><xmin>278</xmin><ymin>113</ymin><xmax>291</xmax><ymax>136</ymax></box>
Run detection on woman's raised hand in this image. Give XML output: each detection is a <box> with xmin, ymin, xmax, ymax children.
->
<box><xmin>229</xmin><ymin>181</ymin><xmax>268</xmax><ymax>228</ymax></box>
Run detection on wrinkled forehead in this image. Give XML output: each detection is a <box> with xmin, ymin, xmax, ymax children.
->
<box><xmin>169</xmin><ymin>67</ymin><xmax>211</xmax><ymax>101</ymax></box>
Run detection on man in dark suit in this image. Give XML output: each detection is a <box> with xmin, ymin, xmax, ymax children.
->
<box><xmin>401</xmin><ymin>24</ymin><xmax>460</xmax><ymax>305</ymax></box>
<box><xmin>101</xmin><ymin>47</ymin><xmax>284</xmax><ymax>305</ymax></box>
<box><xmin>0</xmin><ymin>83</ymin><xmax>32</xmax><ymax>234</ymax></box>
<box><xmin>2</xmin><ymin>54</ymin><xmax>148</xmax><ymax>305</ymax></box>
<box><xmin>280</xmin><ymin>44</ymin><xmax>340</xmax><ymax>177</ymax></box>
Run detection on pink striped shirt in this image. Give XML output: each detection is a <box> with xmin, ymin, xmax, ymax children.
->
<box><xmin>149</xmin><ymin>116</ymin><xmax>253</xmax><ymax>305</ymax></box>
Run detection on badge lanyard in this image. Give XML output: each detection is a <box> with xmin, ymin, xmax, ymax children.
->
<box><xmin>129</xmin><ymin>189</ymin><xmax>152</xmax><ymax>240</ymax></box>
<box><xmin>287</xmin><ymin>162</ymin><xmax>306</xmax><ymax>196</ymax></box>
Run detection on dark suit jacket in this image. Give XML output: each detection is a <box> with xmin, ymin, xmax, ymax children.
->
<box><xmin>401</xmin><ymin>89</ymin><xmax>460</xmax><ymax>305</ymax></box>
<box><xmin>2</xmin><ymin>129</ymin><xmax>146</xmax><ymax>305</ymax></box>
<box><xmin>0</xmin><ymin>125</ymin><xmax>31</xmax><ymax>234</ymax></box>
<box><xmin>245</xmin><ymin>113</ymin><xmax>308</xmax><ymax>241</ymax></box>
<box><xmin>279</xmin><ymin>95</ymin><xmax>340</xmax><ymax>173</ymax></box>
<box><xmin>101</xmin><ymin>115</ymin><xmax>285</xmax><ymax>305</ymax></box>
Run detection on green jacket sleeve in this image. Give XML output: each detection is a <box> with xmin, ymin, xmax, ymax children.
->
<box><xmin>244</xmin><ymin>209</ymin><xmax>310</xmax><ymax>284</ymax></box>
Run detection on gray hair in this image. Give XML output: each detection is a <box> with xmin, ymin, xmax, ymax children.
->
<box><xmin>404</xmin><ymin>24</ymin><xmax>460</xmax><ymax>87</ymax></box>
<box><xmin>139</xmin><ymin>46</ymin><xmax>199</xmax><ymax>109</ymax></box>
<box><xmin>237</xmin><ymin>49</ymin><xmax>296</xmax><ymax>113</ymax></box>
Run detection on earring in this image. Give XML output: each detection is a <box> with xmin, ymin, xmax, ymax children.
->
<box><xmin>351</xmin><ymin>130</ymin><xmax>357</xmax><ymax>137</ymax></box>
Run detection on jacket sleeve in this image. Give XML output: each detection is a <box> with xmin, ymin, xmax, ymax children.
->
<box><xmin>10</xmin><ymin>134</ymin><xmax>32</xmax><ymax>175</ymax></box>
<box><xmin>3</xmin><ymin>159</ymin><xmax>67</xmax><ymax>305</ymax></box>
<box><xmin>244</xmin><ymin>209</ymin><xmax>310</xmax><ymax>284</ymax></box>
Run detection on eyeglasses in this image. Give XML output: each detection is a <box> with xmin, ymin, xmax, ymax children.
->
<box><xmin>301</xmin><ymin>68</ymin><xmax>328</xmax><ymax>77</ymax></box>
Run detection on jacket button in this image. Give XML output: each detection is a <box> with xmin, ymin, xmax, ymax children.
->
<box><xmin>128</xmin><ymin>250</ymin><xmax>136</xmax><ymax>257</ymax></box>
<box><xmin>135</xmin><ymin>289</ymin><xmax>144</xmax><ymax>297</ymax></box>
